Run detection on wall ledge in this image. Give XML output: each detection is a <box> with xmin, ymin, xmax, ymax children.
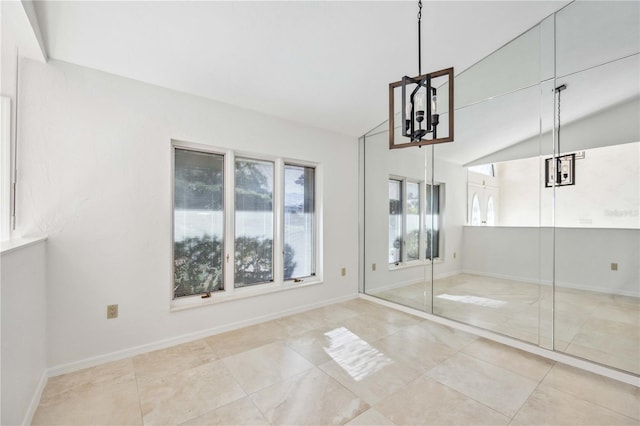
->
<box><xmin>1</xmin><ymin>235</ymin><xmax>47</xmax><ymax>255</ymax></box>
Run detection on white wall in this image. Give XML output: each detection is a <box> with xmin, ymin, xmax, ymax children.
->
<box><xmin>1</xmin><ymin>240</ymin><xmax>48</xmax><ymax>425</ymax></box>
<box><xmin>16</xmin><ymin>59</ymin><xmax>359</xmax><ymax>368</ymax></box>
<box><xmin>363</xmin><ymin>131</ymin><xmax>466</xmax><ymax>293</ymax></box>
<box><xmin>498</xmin><ymin>142</ymin><xmax>640</xmax><ymax>228</ymax></box>
<box><xmin>463</xmin><ymin>226</ymin><xmax>640</xmax><ymax>297</ymax></box>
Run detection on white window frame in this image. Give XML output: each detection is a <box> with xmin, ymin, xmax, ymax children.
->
<box><xmin>170</xmin><ymin>140</ymin><xmax>322</xmax><ymax>311</ymax></box>
<box><xmin>1</xmin><ymin>97</ymin><xmax>11</xmax><ymax>241</ymax></box>
<box><xmin>388</xmin><ymin>176</ymin><xmax>445</xmax><ymax>270</ymax></box>
<box><xmin>282</xmin><ymin>159</ymin><xmax>319</xmax><ymax>283</ymax></box>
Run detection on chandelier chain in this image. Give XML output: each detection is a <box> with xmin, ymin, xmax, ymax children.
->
<box><xmin>418</xmin><ymin>0</ymin><xmax>422</xmax><ymax>75</ymax></box>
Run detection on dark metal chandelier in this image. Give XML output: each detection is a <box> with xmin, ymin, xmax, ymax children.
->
<box><xmin>389</xmin><ymin>0</ymin><xmax>454</xmax><ymax>149</ymax></box>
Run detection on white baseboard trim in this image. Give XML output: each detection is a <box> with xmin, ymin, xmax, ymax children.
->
<box><xmin>462</xmin><ymin>270</ymin><xmax>639</xmax><ymax>298</ymax></box>
<box><xmin>359</xmin><ymin>293</ymin><xmax>640</xmax><ymax>387</ymax></box>
<box><xmin>368</xmin><ymin>270</ymin><xmax>463</xmax><ymax>294</ymax></box>
<box><xmin>461</xmin><ymin>269</ymin><xmax>552</xmax><ymax>286</ymax></box>
<box><xmin>48</xmin><ymin>293</ymin><xmax>358</xmax><ymax>378</ymax></box>
<box><xmin>23</xmin><ymin>370</ymin><xmax>48</xmax><ymax>426</ymax></box>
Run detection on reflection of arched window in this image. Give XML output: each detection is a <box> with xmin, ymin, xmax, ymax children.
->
<box><xmin>487</xmin><ymin>196</ymin><xmax>495</xmax><ymax>226</ymax></box>
<box><xmin>471</xmin><ymin>194</ymin><xmax>481</xmax><ymax>226</ymax></box>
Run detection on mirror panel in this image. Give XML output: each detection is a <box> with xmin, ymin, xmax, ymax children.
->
<box><xmin>555</xmin><ymin>1</ymin><xmax>640</xmax><ymax>78</ymax></box>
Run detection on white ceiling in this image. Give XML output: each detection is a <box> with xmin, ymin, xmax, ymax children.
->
<box><xmin>34</xmin><ymin>1</ymin><xmax>570</xmax><ymax>138</ymax></box>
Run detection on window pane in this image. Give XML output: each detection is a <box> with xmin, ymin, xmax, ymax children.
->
<box><xmin>426</xmin><ymin>184</ymin><xmax>440</xmax><ymax>259</ymax></box>
<box><xmin>471</xmin><ymin>193</ymin><xmax>481</xmax><ymax>226</ymax></box>
<box><xmin>487</xmin><ymin>196</ymin><xmax>495</xmax><ymax>226</ymax></box>
<box><xmin>173</xmin><ymin>149</ymin><xmax>224</xmax><ymax>298</ymax></box>
<box><xmin>389</xmin><ymin>180</ymin><xmax>402</xmax><ymax>264</ymax></box>
<box><xmin>406</xmin><ymin>182</ymin><xmax>420</xmax><ymax>261</ymax></box>
<box><xmin>235</xmin><ymin>158</ymin><xmax>274</xmax><ymax>286</ymax></box>
<box><xmin>284</xmin><ymin>164</ymin><xmax>315</xmax><ymax>280</ymax></box>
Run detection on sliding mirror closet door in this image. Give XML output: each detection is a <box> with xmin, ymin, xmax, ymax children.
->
<box><xmin>362</xmin><ymin>121</ymin><xmax>433</xmax><ymax>313</ymax></box>
<box><xmin>552</xmin><ymin>1</ymin><xmax>640</xmax><ymax>374</ymax></box>
<box><xmin>432</xmin><ymin>22</ymin><xmax>552</xmax><ymax>347</ymax></box>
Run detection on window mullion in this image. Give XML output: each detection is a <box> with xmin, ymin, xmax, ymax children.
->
<box><xmin>273</xmin><ymin>158</ymin><xmax>284</xmax><ymax>285</ymax></box>
<box><xmin>419</xmin><ymin>181</ymin><xmax>426</xmax><ymax>262</ymax></box>
<box><xmin>224</xmin><ymin>150</ymin><xmax>236</xmax><ymax>295</ymax></box>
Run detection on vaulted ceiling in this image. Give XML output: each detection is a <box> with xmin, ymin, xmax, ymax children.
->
<box><xmin>34</xmin><ymin>1</ymin><xmax>570</xmax><ymax>139</ymax></box>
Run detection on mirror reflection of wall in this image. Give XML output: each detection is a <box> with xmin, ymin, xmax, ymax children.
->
<box><xmin>362</xmin><ymin>0</ymin><xmax>639</xmax><ymax>375</ymax></box>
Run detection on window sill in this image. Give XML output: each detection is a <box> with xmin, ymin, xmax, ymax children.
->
<box><xmin>389</xmin><ymin>258</ymin><xmax>444</xmax><ymax>271</ymax></box>
<box><xmin>0</xmin><ymin>235</ymin><xmax>48</xmax><ymax>255</ymax></box>
<box><xmin>170</xmin><ymin>278</ymin><xmax>323</xmax><ymax>312</ymax></box>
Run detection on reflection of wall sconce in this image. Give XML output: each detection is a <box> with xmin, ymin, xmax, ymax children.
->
<box><xmin>545</xmin><ymin>154</ymin><xmax>575</xmax><ymax>187</ymax></box>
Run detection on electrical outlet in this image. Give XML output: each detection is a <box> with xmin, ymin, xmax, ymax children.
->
<box><xmin>372</xmin><ymin>263</ymin><xmax>376</xmax><ymax>271</ymax></box>
<box><xmin>107</xmin><ymin>304</ymin><xmax>118</xmax><ymax>319</ymax></box>
<box><xmin>341</xmin><ymin>267</ymin><xmax>346</xmax><ymax>277</ymax></box>
<box><xmin>611</xmin><ymin>263</ymin><xmax>618</xmax><ymax>271</ymax></box>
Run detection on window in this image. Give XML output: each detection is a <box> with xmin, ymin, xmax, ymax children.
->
<box><xmin>173</xmin><ymin>148</ymin><xmax>225</xmax><ymax>298</ymax></box>
<box><xmin>487</xmin><ymin>196</ymin><xmax>495</xmax><ymax>226</ymax></box>
<box><xmin>284</xmin><ymin>164</ymin><xmax>315</xmax><ymax>280</ymax></box>
<box><xmin>471</xmin><ymin>193</ymin><xmax>481</xmax><ymax>226</ymax></box>
<box><xmin>406</xmin><ymin>182</ymin><xmax>421</xmax><ymax>261</ymax></box>
<box><xmin>172</xmin><ymin>143</ymin><xmax>320</xmax><ymax>301</ymax></box>
<box><xmin>425</xmin><ymin>184</ymin><xmax>441</xmax><ymax>259</ymax></box>
<box><xmin>1</xmin><ymin>96</ymin><xmax>11</xmax><ymax>241</ymax></box>
<box><xmin>235</xmin><ymin>158</ymin><xmax>274</xmax><ymax>287</ymax></box>
<box><xmin>388</xmin><ymin>179</ymin><xmax>403</xmax><ymax>264</ymax></box>
<box><xmin>389</xmin><ymin>178</ymin><xmax>443</xmax><ymax>266</ymax></box>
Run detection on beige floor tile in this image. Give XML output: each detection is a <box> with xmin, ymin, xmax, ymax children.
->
<box><xmin>32</xmin><ymin>376</ymin><xmax>142</xmax><ymax>425</ymax></box>
<box><xmin>284</xmin><ymin>325</ymin><xmax>346</xmax><ymax>365</ymax></box>
<box><xmin>360</xmin><ymin>308</ymin><xmax>425</xmax><ymax>328</ymax></box>
<box><xmin>371</xmin><ymin>328</ymin><xmax>458</xmax><ymax>373</ymax></box>
<box><xmin>345</xmin><ymin>408</ymin><xmax>396</xmax><ymax>425</ymax></box>
<box><xmin>250</xmin><ymin>368</ymin><xmax>369</xmax><ymax>425</ymax></box>
<box><xmin>374</xmin><ymin>375</ymin><xmax>509</xmax><ymax>425</ymax></box>
<box><xmin>337</xmin><ymin>314</ymin><xmax>402</xmax><ymax>342</ymax></box>
<box><xmin>44</xmin><ymin>358</ymin><xmax>135</xmax><ymax>396</ymax></box>
<box><xmin>541</xmin><ymin>363</ymin><xmax>640</xmax><ymax>420</ymax></box>
<box><xmin>338</xmin><ymin>298</ymin><xmax>394</xmax><ymax>316</ymax></box>
<box><xmin>205</xmin><ymin>320</ymin><xmax>289</xmax><ymax>359</ymax></box>
<box><xmin>304</xmin><ymin>304</ymin><xmax>360</xmax><ymax>323</ymax></box>
<box><xmin>511</xmin><ymin>384</ymin><xmax>638</xmax><ymax>425</ymax></box>
<box><xmin>405</xmin><ymin>320</ymin><xmax>478</xmax><ymax>352</ymax></box>
<box><xmin>179</xmin><ymin>397</ymin><xmax>268</xmax><ymax>426</ymax></box>
<box><xmin>133</xmin><ymin>339</ymin><xmax>218</xmax><ymax>379</ymax></box>
<box><xmin>461</xmin><ymin>338</ymin><xmax>554</xmax><ymax>382</ymax></box>
<box><xmin>427</xmin><ymin>352</ymin><xmax>538</xmax><ymax>417</ymax></box>
<box><xmin>319</xmin><ymin>350</ymin><xmax>419</xmax><ymax>405</ymax></box>
<box><xmin>137</xmin><ymin>360</ymin><xmax>245</xmax><ymax>425</ymax></box>
<box><xmin>223</xmin><ymin>342</ymin><xmax>313</xmax><ymax>393</ymax></box>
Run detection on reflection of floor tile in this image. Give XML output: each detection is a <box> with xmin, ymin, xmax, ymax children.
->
<box><xmin>369</xmin><ymin>273</ymin><xmax>640</xmax><ymax>374</ymax></box>
<box><xmin>426</xmin><ymin>352</ymin><xmax>538</xmax><ymax>418</ymax></box>
<box><xmin>375</xmin><ymin>375</ymin><xmax>509</xmax><ymax>425</ymax></box>
<box><xmin>250</xmin><ymin>368</ymin><xmax>369</xmax><ymax>425</ymax></box>
<box><xmin>511</xmin><ymin>384</ymin><xmax>637</xmax><ymax>425</ymax></box>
